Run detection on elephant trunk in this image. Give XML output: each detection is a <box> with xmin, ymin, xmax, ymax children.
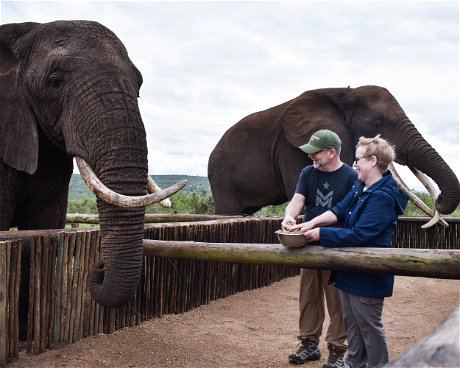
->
<box><xmin>83</xmin><ymin>109</ymin><xmax>149</xmax><ymax>307</ymax></box>
<box><xmin>86</xmin><ymin>154</ymin><xmax>147</xmax><ymax>307</ymax></box>
<box><xmin>87</xmin><ymin>199</ymin><xmax>145</xmax><ymax>308</ymax></box>
<box><xmin>396</xmin><ymin>126</ymin><xmax>460</xmax><ymax>214</ymax></box>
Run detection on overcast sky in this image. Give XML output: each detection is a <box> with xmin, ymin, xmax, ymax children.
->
<box><xmin>1</xmin><ymin>1</ymin><xmax>459</xmax><ymax>192</ymax></box>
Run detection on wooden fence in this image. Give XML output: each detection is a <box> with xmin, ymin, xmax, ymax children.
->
<box><xmin>0</xmin><ymin>216</ymin><xmax>459</xmax><ymax>366</ymax></box>
<box><xmin>0</xmin><ymin>240</ymin><xmax>21</xmax><ymax>367</ymax></box>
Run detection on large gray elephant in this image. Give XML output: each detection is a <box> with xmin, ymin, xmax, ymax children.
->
<box><xmin>0</xmin><ymin>20</ymin><xmax>184</xmax><ymax>313</ymax></box>
<box><xmin>208</xmin><ymin>86</ymin><xmax>460</xmax><ymax>215</ymax></box>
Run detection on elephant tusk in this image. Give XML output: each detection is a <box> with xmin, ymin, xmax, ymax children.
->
<box><xmin>421</xmin><ymin>210</ymin><xmax>442</xmax><ymax>229</ymax></box>
<box><xmin>75</xmin><ymin>157</ymin><xmax>187</xmax><ymax>208</ymax></box>
<box><xmin>409</xmin><ymin>167</ymin><xmax>439</xmax><ymax>203</ymax></box>
<box><xmin>408</xmin><ymin>168</ymin><xmax>446</xmax><ymax>230</ymax></box>
<box><xmin>147</xmin><ymin>176</ymin><xmax>172</xmax><ymax>208</ymax></box>
<box><xmin>389</xmin><ymin>163</ymin><xmax>448</xmax><ymax>228</ymax></box>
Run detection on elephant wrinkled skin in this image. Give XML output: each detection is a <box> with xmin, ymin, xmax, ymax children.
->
<box><xmin>208</xmin><ymin>86</ymin><xmax>460</xmax><ymax>215</ymax></box>
<box><xmin>0</xmin><ymin>20</ymin><xmax>165</xmax><ymax>312</ymax></box>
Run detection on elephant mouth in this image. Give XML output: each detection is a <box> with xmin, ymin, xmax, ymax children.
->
<box><xmin>75</xmin><ymin>157</ymin><xmax>187</xmax><ymax>208</ymax></box>
<box><xmin>389</xmin><ymin>163</ymin><xmax>447</xmax><ymax>229</ymax></box>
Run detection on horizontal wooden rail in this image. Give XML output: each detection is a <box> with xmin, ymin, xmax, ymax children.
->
<box><xmin>66</xmin><ymin>214</ymin><xmax>460</xmax><ymax>225</ymax></box>
<box><xmin>66</xmin><ymin>213</ymin><xmax>243</xmax><ymax>224</ymax></box>
<box><xmin>396</xmin><ymin>216</ymin><xmax>460</xmax><ymax>224</ymax></box>
<box><xmin>143</xmin><ymin>240</ymin><xmax>460</xmax><ymax>279</ymax></box>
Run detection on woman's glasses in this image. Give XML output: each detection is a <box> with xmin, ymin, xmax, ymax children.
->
<box><xmin>354</xmin><ymin>155</ymin><xmax>376</xmax><ymax>163</ymax></box>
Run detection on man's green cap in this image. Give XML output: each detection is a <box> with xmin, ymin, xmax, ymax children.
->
<box><xmin>298</xmin><ymin>129</ymin><xmax>341</xmax><ymax>154</ymax></box>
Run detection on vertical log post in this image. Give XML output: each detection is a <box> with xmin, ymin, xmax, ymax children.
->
<box><xmin>0</xmin><ymin>242</ymin><xmax>8</xmax><ymax>367</ymax></box>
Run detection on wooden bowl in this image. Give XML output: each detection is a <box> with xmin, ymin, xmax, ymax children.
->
<box><xmin>275</xmin><ymin>230</ymin><xmax>307</xmax><ymax>248</ymax></box>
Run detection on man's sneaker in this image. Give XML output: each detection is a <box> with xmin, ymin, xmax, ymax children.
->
<box><xmin>323</xmin><ymin>343</ymin><xmax>347</xmax><ymax>368</ymax></box>
<box><xmin>288</xmin><ymin>337</ymin><xmax>321</xmax><ymax>364</ymax></box>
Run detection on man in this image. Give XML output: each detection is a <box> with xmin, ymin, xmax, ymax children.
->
<box><xmin>282</xmin><ymin>129</ymin><xmax>358</xmax><ymax>368</ymax></box>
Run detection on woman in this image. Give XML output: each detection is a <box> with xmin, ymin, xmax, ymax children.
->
<box><xmin>289</xmin><ymin>135</ymin><xmax>408</xmax><ymax>368</ymax></box>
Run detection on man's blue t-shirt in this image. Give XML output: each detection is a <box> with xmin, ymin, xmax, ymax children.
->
<box><xmin>295</xmin><ymin>164</ymin><xmax>358</xmax><ymax>221</ymax></box>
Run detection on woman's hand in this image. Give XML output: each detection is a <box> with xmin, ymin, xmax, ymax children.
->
<box><xmin>304</xmin><ymin>228</ymin><xmax>320</xmax><ymax>242</ymax></box>
<box><xmin>299</xmin><ymin>221</ymin><xmax>315</xmax><ymax>233</ymax></box>
<box><xmin>287</xmin><ymin>223</ymin><xmax>303</xmax><ymax>232</ymax></box>
<box><xmin>288</xmin><ymin>220</ymin><xmax>315</xmax><ymax>233</ymax></box>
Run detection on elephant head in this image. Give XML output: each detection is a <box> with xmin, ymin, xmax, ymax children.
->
<box><xmin>0</xmin><ymin>21</ymin><xmax>184</xmax><ymax>308</ymax></box>
<box><xmin>208</xmin><ymin>86</ymin><xmax>460</xmax><ymax>217</ymax></box>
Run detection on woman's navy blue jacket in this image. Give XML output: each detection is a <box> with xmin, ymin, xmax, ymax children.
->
<box><xmin>320</xmin><ymin>172</ymin><xmax>409</xmax><ymax>298</ymax></box>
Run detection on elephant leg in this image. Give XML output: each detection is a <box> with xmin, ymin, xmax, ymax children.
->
<box><xmin>16</xmin><ymin>187</ymin><xmax>71</xmax><ymax>339</ymax></box>
<box><xmin>14</xmin><ymin>193</ymin><xmax>69</xmax><ymax>340</ymax></box>
<box><xmin>15</xmin><ymin>160</ymin><xmax>71</xmax><ymax>339</ymax></box>
<box><xmin>0</xmin><ymin>162</ymin><xmax>18</xmax><ymax>230</ymax></box>
<box><xmin>15</xmin><ymin>190</ymin><xmax>70</xmax><ymax>230</ymax></box>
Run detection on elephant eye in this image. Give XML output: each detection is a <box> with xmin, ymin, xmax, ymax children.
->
<box><xmin>48</xmin><ymin>73</ymin><xmax>65</xmax><ymax>89</ymax></box>
<box><xmin>372</xmin><ymin>119</ymin><xmax>383</xmax><ymax>130</ymax></box>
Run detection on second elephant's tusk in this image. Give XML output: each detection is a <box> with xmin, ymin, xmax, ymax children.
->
<box><xmin>409</xmin><ymin>167</ymin><xmax>444</xmax><ymax>230</ymax></box>
<box><xmin>76</xmin><ymin>157</ymin><xmax>187</xmax><ymax>208</ymax></box>
<box><xmin>389</xmin><ymin>163</ymin><xmax>448</xmax><ymax>228</ymax></box>
<box><xmin>147</xmin><ymin>176</ymin><xmax>172</xmax><ymax>208</ymax></box>
<box><xmin>421</xmin><ymin>210</ymin><xmax>442</xmax><ymax>229</ymax></box>
<box><xmin>409</xmin><ymin>167</ymin><xmax>439</xmax><ymax>204</ymax></box>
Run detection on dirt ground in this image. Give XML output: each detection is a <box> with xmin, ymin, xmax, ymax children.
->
<box><xmin>9</xmin><ymin>275</ymin><xmax>460</xmax><ymax>368</ymax></box>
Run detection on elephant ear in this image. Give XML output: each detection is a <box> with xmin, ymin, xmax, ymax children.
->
<box><xmin>279</xmin><ymin>88</ymin><xmax>352</xmax><ymax>148</ymax></box>
<box><xmin>0</xmin><ymin>22</ymin><xmax>40</xmax><ymax>174</ymax></box>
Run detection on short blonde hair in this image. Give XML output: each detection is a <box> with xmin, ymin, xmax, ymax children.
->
<box><xmin>356</xmin><ymin>135</ymin><xmax>395</xmax><ymax>173</ymax></box>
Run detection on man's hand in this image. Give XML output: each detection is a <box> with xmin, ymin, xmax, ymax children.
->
<box><xmin>281</xmin><ymin>216</ymin><xmax>296</xmax><ymax>231</ymax></box>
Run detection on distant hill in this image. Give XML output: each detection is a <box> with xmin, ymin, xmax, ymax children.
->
<box><xmin>69</xmin><ymin>174</ymin><xmax>211</xmax><ymax>198</ymax></box>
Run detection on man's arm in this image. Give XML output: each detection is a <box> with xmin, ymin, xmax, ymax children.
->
<box><xmin>281</xmin><ymin>193</ymin><xmax>305</xmax><ymax>230</ymax></box>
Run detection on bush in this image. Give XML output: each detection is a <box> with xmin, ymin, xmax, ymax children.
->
<box><xmin>67</xmin><ymin>191</ymin><xmax>459</xmax><ymax>217</ymax></box>
<box><xmin>404</xmin><ymin>192</ymin><xmax>460</xmax><ymax>217</ymax></box>
<box><xmin>67</xmin><ymin>197</ymin><xmax>98</xmax><ymax>214</ymax></box>
<box><xmin>68</xmin><ymin>190</ymin><xmax>215</xmax><ymax>215</ymax></box>
<box><xmin>254</xmin><ymin>203</ymin><xmax>287</xmax><ymax>217</ymax></box>
<box><xmin>146</xmin><ymin>189</ymin><xmax>215</xmax><ymax>215</ymax></box>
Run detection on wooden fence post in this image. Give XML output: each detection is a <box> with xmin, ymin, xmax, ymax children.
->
<box><xmin>0</xmin><ymin>241</ymin><xmax>7</xmax><ymax>367</ymax></box>
<box><xmin>0</xmin><ymin>240</ymin><xmax>20</xmax><ymax>367</ymax></box>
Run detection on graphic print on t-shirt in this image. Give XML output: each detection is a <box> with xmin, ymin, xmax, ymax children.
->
<box><xmin>297</xmin><ymin>164</ymin><xmax>358</xmax><ymax>221</ymax></box>
<box><xmin>316</xmin><ymin>187</ymin><xmax>333</xmax><ymax>208</ymax></box>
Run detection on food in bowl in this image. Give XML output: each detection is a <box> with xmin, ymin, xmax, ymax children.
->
<box><xmin>275</xmin><ymin>229</ymin><xmax>308</xmax><ymax>248</ymax></box>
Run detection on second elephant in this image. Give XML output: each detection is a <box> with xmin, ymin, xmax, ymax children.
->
<box><xmin>208</xmin><ymin>85</ymin><xmax>460</xmax><ymax>215</ymax></box>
